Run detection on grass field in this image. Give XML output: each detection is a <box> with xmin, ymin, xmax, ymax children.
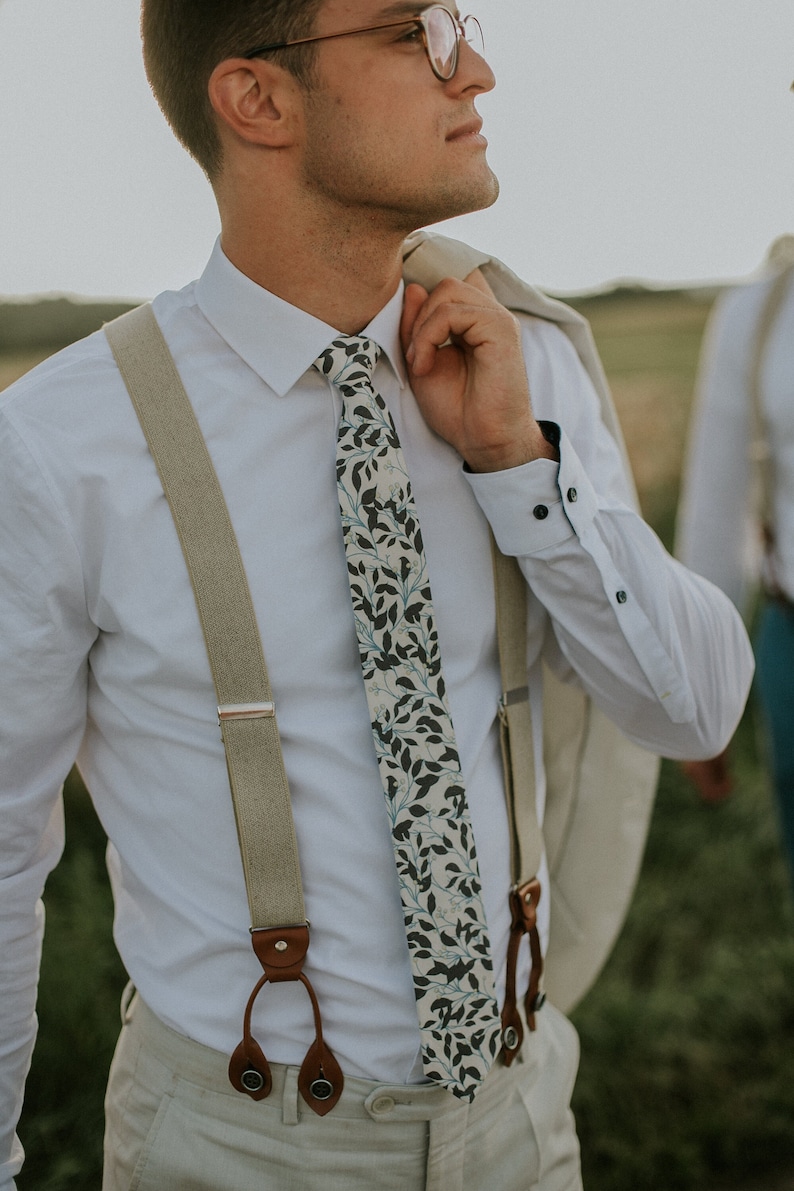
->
<box><xmin>569</xmin><ymin>287</ymin><xmax>794</xmax><ymax>1191</ymax></box>
<box><xmin>4</xmin><ymin>289</ymin><xmax>794</xmax><ymax>1190</ymax></box>
<box><xmin>570</xmin><ymin>286</ymin><xmax>717</xmax><ymax>539</ymax></box>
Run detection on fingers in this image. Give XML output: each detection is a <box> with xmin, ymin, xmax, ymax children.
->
<box><xmin>402</xmin><ymin>277</ymin><xmax>515</xmax><ymax>378</ymax></box>
<box><xmin>399</xmin><ymin>283</ymin><xmax>428</xmax><ymax>361</ymax></box>
<box><xmin>398</xmin><ymin>274</ymin><xmax>552</xmax><ymax>470</ymax></box>
<box><xmin>462</xmin><ymin>267</ymin><xmax>496</xmax><ymax>298</ymax></box>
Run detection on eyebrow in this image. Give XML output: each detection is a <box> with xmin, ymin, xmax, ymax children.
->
<box><xmin>376</xmin><ymin>2</ymin><xmax>425</xmax><ymax>14</ymax></box>
<box><xmin>375</xmin><ymin>3</ymin><xmax>461</xmax><ymax>20</ymax></box>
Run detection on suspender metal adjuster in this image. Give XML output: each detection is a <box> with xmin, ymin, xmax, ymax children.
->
<box><xmin>218</xmin><ymin>702</ymin><xmax>276</xmax><ymax>724</ymax></box>
<box><xmin>498</xmin><ymin>685</ymin><xmax>530</xmax><ymax>724</ymax></box>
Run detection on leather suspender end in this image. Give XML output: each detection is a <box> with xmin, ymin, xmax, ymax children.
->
<box><xmin>230</xmin><ymin>922</ymin><xmax>345</xmax><ymax>1115</ymax></box>
<box><xmin>500</xmin><ymin>878</ymin><xmax>545</xmax><ymax>1066</ymax></box>
<box><xmin>250</xmin><ymin>924</ymin><xmax>309</xmax><ymax>981</ymax></box>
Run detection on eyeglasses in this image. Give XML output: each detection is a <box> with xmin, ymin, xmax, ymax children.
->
<box><xmin>243</xmin><ymin>5</ymin><xmax>485</xmax><ymax>82</ymax></box>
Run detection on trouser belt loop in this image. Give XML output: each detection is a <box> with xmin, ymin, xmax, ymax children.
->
<box><xmin>500</xmin><ymin>878</ymin><xmax>545</xmax><ymax>1067</ymax></box>
<box><xmin>120</xmin><ymin>979</ymin><xmax>136</xmax><ymax>1026</ymax></box>
<box><xmin>228</xmin><ymin>923</ymin><xmax>344</xmax><ymax>1116</ymax></box>
<box><xmin>281</xmin><ymin>1065</ymin><xmax>301</xmax><ymax>1127</ymax></box>
<box><xmin>426</xmin><ymin>1101</ymin><xmax>469</xmax><ymax>1191</ymax></box>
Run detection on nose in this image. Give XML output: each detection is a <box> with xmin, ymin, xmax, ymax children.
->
<box><xmin>449</xmin><ymin>34</ymin><xmax>495</xmax><ymax>94</ymax></box>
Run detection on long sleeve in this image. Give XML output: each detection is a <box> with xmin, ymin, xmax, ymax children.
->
<box><xmin>466</xmin><ymin>314</ymin><xmax>754</xmax><ymax>761</ymax></box>
<box><xmin>0</xmin><ymin>411</ymin><xmax>94</xmax><ymax>1189</ymax></box>
<box><xmin>675</xmin><ymin>286</ymin><xmax>761</xmax><ymax>613</ymax></box>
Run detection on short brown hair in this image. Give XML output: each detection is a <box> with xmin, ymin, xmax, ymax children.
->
<box><xmin>141</xmin><ymin>0</ymin><xmax>324</xmax><ymax>179</ymax></box>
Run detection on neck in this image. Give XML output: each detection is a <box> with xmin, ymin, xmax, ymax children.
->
<box><xmin>217</xmin><ymin>181</ymin><xmax>410</xmax><ymax>333</ymax></box>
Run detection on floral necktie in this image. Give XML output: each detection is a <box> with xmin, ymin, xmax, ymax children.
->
<box><xmin>314</xmin><ymin>335</ymin><xmax>501</xmax><ymax>1101</ymax></box>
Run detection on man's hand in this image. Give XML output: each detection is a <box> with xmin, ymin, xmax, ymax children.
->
<box><xmin>399</xmin><ymin>270</ymin><xmax>557</xmax><ymax>473</ymax></box>
<box><xmin>679</xmin><ymin>749</ymin><xmax>734</xmax><ymax>805</ymax></box>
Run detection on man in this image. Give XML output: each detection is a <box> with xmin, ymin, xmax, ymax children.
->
<box><xmin>0</xmin><ymin>3</ymin><xmax>753</xmax><ymax>1188</ymax></box>
<box><xmin>677</xmin><ymin>240</ymin><xmax>794</xmax><ymax>874</ymax></box>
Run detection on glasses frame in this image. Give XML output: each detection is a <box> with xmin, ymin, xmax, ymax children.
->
<box><xmin>243</xmin><ymin>5</ymin><xmax>483</xmax><ymax>82</ymax></box>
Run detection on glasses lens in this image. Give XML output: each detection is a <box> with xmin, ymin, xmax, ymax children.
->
<box><xmin>425</xmin><ymin>7</ymin><xmax>458</xmax><ymax>79</ymax></box>
<box><xmin>462</xmin><ymin>15</ymin><xmax>484</xmax><ymax>58</ymax></box>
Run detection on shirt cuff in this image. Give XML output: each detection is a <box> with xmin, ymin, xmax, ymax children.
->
<box><xmin>465</xmin><ymin>423</ymin><xmax>696</xmax><ymax>724</ymax></box>
<box><xmin>463</xmin><ymin>423</ymin><xmax>598</xmax><ymax>556</ymax></box>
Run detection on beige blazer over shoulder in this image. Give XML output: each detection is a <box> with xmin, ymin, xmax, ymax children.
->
<box><xmin>403</xmin><ymin>230</ymin><xmax>659</xmax><ymax>1014</ymax></box>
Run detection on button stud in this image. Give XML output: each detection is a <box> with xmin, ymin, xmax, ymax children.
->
<box><xmin>309</xmin><ymin>1078</ymin><xmax>334</xmax><ymax>1101</ymax></box>
<box><xmin>241</xmin><ymin>1068</ymin><xmax>265</xmax><ymax>1092</ymax></box>
<box><xmin>503</xmin><ymin>1025</ymin><xmax>520</xmax><ymax>1050</ymax></box>
<box><xmin>533</xmin><ymin>504</ymin><xmax>549</xmax><ymax>520</ymax></box>
<box><xmin>274</xmin><ymin>940</ymin><xmax>288</xmax><ymax>952</ymax></box>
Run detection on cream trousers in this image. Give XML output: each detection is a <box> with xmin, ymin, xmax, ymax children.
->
<box><xmin>103</xmin><ymin>991</ymin><xmax>582</xmax><ymax>1191</ymax></box>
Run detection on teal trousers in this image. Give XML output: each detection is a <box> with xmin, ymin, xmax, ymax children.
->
<box><xmin>755</xmin><ymin>600</ymin><xmax>794</xmax><ymax>893</ymax></box>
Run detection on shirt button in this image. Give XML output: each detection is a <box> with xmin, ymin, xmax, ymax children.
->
<box><xmin>616</xmin><ymin>590</ymin><xmax>628</xmax><ymax>604</ymax></box>
<box><xmin>371</xmin><ymin>1095</ymin><xmax>396</xmax><ymax>1115</ymax></box>
<box><xmin>567</xmin><ymin>487</ymin><xmax>578</xmax><ymax>503</ymax></box>
<box><xmin>533</xmin><ymin>505</ymin><xmax>549</xmax><ymax>520</ymax></box>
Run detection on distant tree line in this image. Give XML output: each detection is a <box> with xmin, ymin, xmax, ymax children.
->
<box><xmin>0</xmin><ymin>296</ymin><xmax>138</xmax><ymax>351</ymax></box>
<box><xmin>0</xmin><ymin>285</ymin><xmax>722</xmax><ymax>355</ymax></box>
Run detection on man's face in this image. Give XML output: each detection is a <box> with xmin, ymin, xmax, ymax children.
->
<box><xmin>295</xmin><ymin>1</ymin><xmax>499</xmax><ymax>232</ymax></box>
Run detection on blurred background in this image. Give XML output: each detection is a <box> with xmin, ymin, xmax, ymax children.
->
<box><xmin>2</xmin><ymin>1</ymin><xmax>794</xmax><ymax>1188</ymax></box>
<box><xmin>1</xmin><ymin>0</ymin><xmax>794</xmax><ymax>297</ymax></box>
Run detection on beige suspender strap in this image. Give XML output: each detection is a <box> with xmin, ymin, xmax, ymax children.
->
<box><xmin>491</xmin><ymin>541</ymin><xmax>542</xmax><ymax>886</ymax></box>
<box><xmin>105</xmin><ymin>305</ymin><xmax>347</xmax><ymax>1114</ymax></box>
<box><xmin>749</xmin><ymin>264</ymin><xmax>794</xmax><ymax>549</ymax></box>
<box><xmin>104</xmin><ymin>303</ymin><xmax>304</xmax><ymax>932</ymax></box>
<box><xmin>491</xmin><ymin>540</ymin><xmax>545</xmax><ymax>1059</ymax></box>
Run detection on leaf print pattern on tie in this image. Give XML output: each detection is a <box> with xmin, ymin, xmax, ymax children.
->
<box><xmin>314</xmin><ymin>336</ymin><xmax>501</xmax><ymax>1100</ymax></box>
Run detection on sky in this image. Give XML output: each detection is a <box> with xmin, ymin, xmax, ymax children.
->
<box><xmin>0</xmin><ymin>0</ymin><xmax>793</xmax><ymax>301</ymax></box>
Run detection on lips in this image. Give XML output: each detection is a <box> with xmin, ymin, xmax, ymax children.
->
<box><xmin>446</xmin><ymin>118</ymin><xmax>485</xmax><ymax>143</ymax></box>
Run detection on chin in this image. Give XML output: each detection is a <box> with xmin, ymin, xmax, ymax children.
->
<box><xmin>407</xmin><ymin>166</ymin><xmax>500</xmax><ymax>230</ymax></box>
<box><xmin>425</xmin><ymin>179</ymin><xmax>500</xmax><ymax>228</ymax></box>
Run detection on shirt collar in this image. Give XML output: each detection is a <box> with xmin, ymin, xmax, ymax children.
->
<box><xmin>195</xmin><ymin>238</ymin><xmax>408</xmax><ymax>397</ymax></box>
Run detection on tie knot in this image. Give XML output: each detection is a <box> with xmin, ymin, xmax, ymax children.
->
<box><xmin>314</xmin><ymin>335</ymin><xmax>381</xmax><ymax>395</ymax></box>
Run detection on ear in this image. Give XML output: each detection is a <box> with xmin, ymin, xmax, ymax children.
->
<box><xmin>208</xmin><ymin>58</ymin><xmax>303</xmax><ymax>149</ymax></box>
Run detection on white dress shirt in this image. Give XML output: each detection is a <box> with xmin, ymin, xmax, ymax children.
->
<box><xmin>677</xmin><ymin>272</ymin><xmax>794</xmax><ymax>609</ymax></box>
<box><xmin>0</xmin><ymin>239</ymin><xmax>752</xmax><ymax>1187</ymax></box>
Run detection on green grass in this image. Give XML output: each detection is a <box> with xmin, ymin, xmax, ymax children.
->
<box><xmin>572</xmin><ymin>714</ymin><xmax>794</xmax><ymax>1190</ymax></box>
<box><xmin>567</xmin><ymin>286</ymin><xmax>715</xmax><ymax>537</ymax></box>
<box><xmin>17</xmin><ymin>771</ymin><xmax>125</xmax><ymax>1190</ymax></box>
<box><xmin>8</xmin><ymin>287</ymin><xmax>794</xmax><ymax>1189</ymax></box>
